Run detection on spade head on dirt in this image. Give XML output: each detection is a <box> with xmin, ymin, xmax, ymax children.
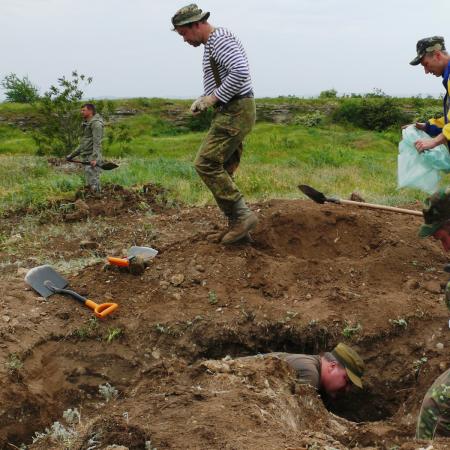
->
<box><xmin>24</xmin><ymin>265</ymin><xmax>69</xmax><ymax>298</ymax></box>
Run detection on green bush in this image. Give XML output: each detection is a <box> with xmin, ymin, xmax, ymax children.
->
<box><xmin>415</xmin><ymin>106</ymin><xmax>443</xmax><ymax>123</ymax></box>
<box><xmin>32</xmin><ymin>71</ymin><xmax>92</xmax><ymax>156</ymax></box>
<box><xmin>319</xmin><ymin>89</ymin><xmax>338</xmax><ymax>99</ymax></box>
<box><xmin>1</xmin><ymin>73</ymin><xmax>39</xmax><ymax>103</ymax></box>
<box><xmin>295</xmin><ymin>112</ymin><xmax>326</xmax><ymax>127</ymax></box>
<box><xmin>332</xmin><ymin>98</ymin><xmax>411</xmax><ymax>131</ymax></box>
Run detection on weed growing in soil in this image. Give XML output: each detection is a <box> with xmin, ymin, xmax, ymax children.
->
<box><xmin>104</xmin><ymin>327</ymin><xmax>123</xmax><ymax>343</ymax></box>
<box><xmin>342</xmin><ymin>322</ymin><xmax>362</xmax><ymax>339</ymax></box>
<box><xmin>208</xmin><ymin>290</ymin><xmax>218</xmax><ymax>305</ymax></box>
<box><xmin>99</xmin><ymin>382</ymin><xmax>119</xmax><ymax>402</ymax></box>
<box><xmin>5</xmin><ymin>353</ymin><xmax>23</xmax><ymax>372</ymax></box>
<box><xmin>154</xmin><ymin>322</ymin><xmax>180</xmax><ymax>337</ymax></box>
<box><xmin>413</xmin><ymin>357</ymin><xmax>428</xmax><ymax>380</ymax></box>
<box><xmin>31</xmin><ymin>421</ymin><xmax>76</xmax><ymax>447</ymax></box>
<box><xmin>73</xmin><ymin>317</ymin><xmax>99</xmax><ymax>339</ymax></box>
<box><xmin>390</xmin><ymin>318</ymin><xmax>408</xmax><ymax>329</ymax></box>
<box><xmin>63</xmin><ymin>408</ymin><xmax>81</xmax><ymax>425</ymax></box>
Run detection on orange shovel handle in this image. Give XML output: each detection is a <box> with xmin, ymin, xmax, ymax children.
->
<box><xmin>107</xmin><ymin>256</ymin><xmax>130</xmax><ymax>267</ymax></box>
<box><xmin>85</xmin><ymin>299</ymin><xmax>119</xmax><ymax>318</ymax></box>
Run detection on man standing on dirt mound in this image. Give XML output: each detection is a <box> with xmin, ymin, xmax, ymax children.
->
<box><xmin>416</xmin><ymin>368</ymin><xmax>450</xmax><ymax>439</ymax></box>
<box><xmin>172</xmin><ymin>4</ymin><xmax>257</xmax><ymax>245</ymax></box>
<box><xmin>66</xmin><ymin>103</ymin><xmax>104</xmax><ymax>193</ymax></box>
<box><xmin>409</xmin><ymin>36</ymin><xmax>450</xmax><ymax>153</ymax></box>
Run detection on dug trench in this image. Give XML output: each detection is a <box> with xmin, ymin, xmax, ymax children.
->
<box><xmin>0</xmin><ymin>197</ymin><xmax>449</xmax><ymax>449</ymax></box>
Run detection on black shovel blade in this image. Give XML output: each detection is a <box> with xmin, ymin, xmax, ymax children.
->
<box><xmin>298</xmin><ymin>184</ymin><xmax>328</xmax><ymax>204</ymax></box>
<box><xmin>98</xmin><ymin>161</ymin><xmax>119</xmax><ymax>170</ymax></box>
<box><xmin>25</xmin><ymin>265</ymin><xmax>68</xmax><ymax>299</ymax></box>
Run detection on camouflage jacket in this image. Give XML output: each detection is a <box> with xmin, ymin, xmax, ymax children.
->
<box><xmin>69</xmin><ymin>114</ymin><xmax>104</xmax><ymax>161</ymax></box>
<box><xmin>416</xmin><ymin>368</ymin><xmax>450</xmax><ymax>439</ymax></box>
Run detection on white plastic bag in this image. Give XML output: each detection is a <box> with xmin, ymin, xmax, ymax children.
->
<box><xmin>398</xmin><ymin>125</ymin><xmax>450</xmax><ymax>193</ymax></box>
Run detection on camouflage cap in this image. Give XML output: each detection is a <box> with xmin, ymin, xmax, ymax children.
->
<box><xmin>171</xmin><ymin>4</ymin><xmax>210</xmax><ymax>28</ymax></box>
<box><xmin>419</xmin><ymin>187</ymin><xmax>450</xmax><ymax>237</ymax></box>
<box><xmin>331</xmin><ymin>343</ymin><xmax>364</xmax><ymax>389</ymax></box>
<box><xmin>410</xmin><ymin>36</ymin><xmax>446</xmax><ymax>66</ymax></box>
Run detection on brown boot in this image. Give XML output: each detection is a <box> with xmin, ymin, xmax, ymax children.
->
<box><xmin>207</xmin><ymin>228</ymin><xmax>229</xmax><ymax>243</ymax></box>
<box><xmin>221</xmin><ymin>199</ymin><xmax>258</xmax><ymax>245</ymax></box>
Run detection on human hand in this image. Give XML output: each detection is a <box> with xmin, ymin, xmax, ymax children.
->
<box><xmin>190</xmin><ymin>95</ymin><xmax>218</xmax><ymax>115</ymax></box>
<box><xmin>90</xmin><ymin>160</ymin><xmax>97</xmax><ymax>167</ymax></box>
<box><xmin>415</xmin><ymin>138</ymin><xmax>437</xmax><ymax>153</ymax></box>
<box><xmin>66</xmin><ymin>155</ymin><xmax>73</xmax><ymax>161</ymax></box>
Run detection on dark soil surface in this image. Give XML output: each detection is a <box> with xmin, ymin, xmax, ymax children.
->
<box><xmin>0</xmin><ymin>188</ymin><xmax>449</xmax><ymax>449</ymax></box>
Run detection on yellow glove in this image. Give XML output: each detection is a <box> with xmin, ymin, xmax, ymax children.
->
<box><xmin>190</xmin><ymin>95</ymin><xmax>218</xmax><ymax>114</ymax></box>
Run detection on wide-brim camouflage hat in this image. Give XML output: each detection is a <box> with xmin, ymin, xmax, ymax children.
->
<box><xmin>410</xmin><ymin>36</ymin><xmax>445</xmax><ymax>65</ymax></box>
<box><xmin>172</xmin><ymin>3</ymin><xmax>210</xmax><ymax>28</ymax></box>
<box><xmin>331</xmin><ymin>343</ymin><xmax>365</xmax><ymax>389</ymax></box>
<box><xmin>418</xmin><ymin>187</ymin><xmax>450</xmax><ymax>238</ymax></box>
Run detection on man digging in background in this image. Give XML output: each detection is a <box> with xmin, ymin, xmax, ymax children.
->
<box><xmin>409</xmin><ymin>36</ymin><xmax>450</xmax><ymax>153</ymax></box>
<box><xmin>66</xmin><ymin>103</ymin><xmax>104</xmax><ymax>193</ymax></box>
<box><xmin>172</xmin><ymin>4</ymin><xmax>257</xmax><ymax>244</ymax></box>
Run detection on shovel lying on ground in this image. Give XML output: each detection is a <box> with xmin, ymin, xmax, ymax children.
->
<box><xmin>107</xmin><ymin>246</ymin><xmax>158</xmax><ymax>267</ymax></box>
<box><xmin>25</xmin><ymin>265</ymin><xmax>118</xmax><ymax>318</ymax></box>
<box><xmin>298</xmin><ymin>184</ymin><xmax>423</xmax><ymax>217</ymax></box>
<box><xmin>68</xmin><ymin>159</ymin><xmax>119</xmax><ymax>170</ymax></box>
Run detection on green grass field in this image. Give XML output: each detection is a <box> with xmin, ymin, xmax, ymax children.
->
<box><xmin>0</xmin><ymin>97</ymin><xmax>444</xmax><ymax>214</ymax></box>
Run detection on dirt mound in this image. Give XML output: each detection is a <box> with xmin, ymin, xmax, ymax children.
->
<box><xmin>0</xmin><ymin>199</ymin><xmax>449</xmax><ymax>449</ymax></box>
<box><xmin>61</xmin><ymin>183</ymin><xmax>170</xmax><ymax>221</ymax></box>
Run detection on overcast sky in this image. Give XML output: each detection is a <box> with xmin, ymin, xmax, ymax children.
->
<box><xmin>1</xmin><ymin>0</ymin><xmax>449</xmax><ymax>100</ymax></box>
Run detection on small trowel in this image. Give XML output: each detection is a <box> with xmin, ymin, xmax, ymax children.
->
<box><xmin>107</xmin><ymin>246</ymin><xmax>158</xmax><ymax>267</ymax></box>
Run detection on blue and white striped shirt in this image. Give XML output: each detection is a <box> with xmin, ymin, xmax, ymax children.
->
<box><xmin>202</xmin><ymin>27</ymin><xmax>253</xmax><ymax>104</ymax></box>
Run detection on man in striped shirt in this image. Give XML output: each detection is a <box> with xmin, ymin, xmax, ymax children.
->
<box><xmin>172</xmin><ymin>4</ymin><xmax>258</xmax><ymax>244</ymax></box>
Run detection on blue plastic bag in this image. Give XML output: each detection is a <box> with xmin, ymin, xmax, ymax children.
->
<box><xmin>398</xmin><ymin>125</ymin><xmax>450</xmax><ymax>193</ymax></box>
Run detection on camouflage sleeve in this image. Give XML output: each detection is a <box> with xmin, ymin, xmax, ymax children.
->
<box><xmin>69</xmin><ymin>145</ymin><xmax>81</xmax><ymax>158</ymax></box>
<box><xmin>91</xmin><ymin>121</ymin><xmax>103</xmax><ymax>161</ymax></box>
<box><xmin>445</xmin><ymin>281</ymin><xmax>450</xmax><ymax>311</ymax></box>
<box><xmin>416</xmin><ymin>381</ymin><xmax>450</xmax><ymax>439</ymax></box>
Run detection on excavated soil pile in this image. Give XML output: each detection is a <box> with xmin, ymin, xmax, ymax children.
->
<box><xmin>0</xmin><ymin>198</ymin><xmax>449</xmax><ymax>449</ymax></box>
<box><xmin>3</xmin><ymin>182</ymin><xmax>170</xmax><ymax>223</ymax></box>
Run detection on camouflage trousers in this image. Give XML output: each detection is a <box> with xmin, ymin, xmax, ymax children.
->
<box><xmin>416</xmin><ymin>368</ymin><xmax>450</xmax><ymax>439</ymax></box>
<box><xmin>84</xmin><ymin>164</ymin><xmax>101</xmax><ymax>192</ymax></box>
<box><xmin>194</xmin><ymin>98</ymin><xmax>256</xmax><ymax>215</ymax></box>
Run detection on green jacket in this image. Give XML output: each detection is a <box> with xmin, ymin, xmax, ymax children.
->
<box><xmin>69</xmin><ymin>114</ymin><xmax>104</xmax><ymax>161</ymax></box>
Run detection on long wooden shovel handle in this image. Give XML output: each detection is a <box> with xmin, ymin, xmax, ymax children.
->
<box><xmin>337</xmin><ymin>199</ymin><xmax>423</xmax><ymax>216</ymax></box>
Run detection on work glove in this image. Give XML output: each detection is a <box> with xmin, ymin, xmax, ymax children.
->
<box><xmin>190</xmin><ymin>95</ymin><xmax>218</xmax><ymax>114</ymax></box>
